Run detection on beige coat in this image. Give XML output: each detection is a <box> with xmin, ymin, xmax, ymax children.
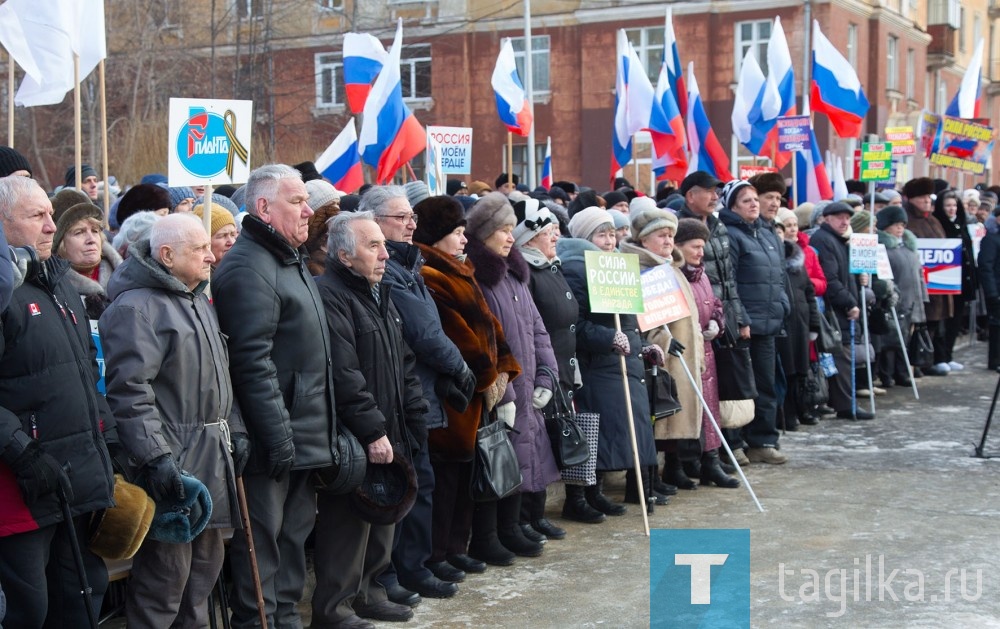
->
<box><xmin>619</xmin><ymin>240</ymin><xmax>704</xmax><ymax>440</ymax></box>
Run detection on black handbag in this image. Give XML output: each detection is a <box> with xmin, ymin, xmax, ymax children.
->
<box><xmin>816</xmin><ymin>308</ymin><xmax>843</xmax><ymax>353</ymax></box>
<box><xmin>910</xmin><ymin>324</ymin><xmax>934</xmax><ymax>368</ymax></box>
<box><xmin>798</xmin><ymin>364</ymin><xmax>829</xmax><ymax>408</ymax></box>
<box><xmin>713</xmin><ymin>331</ymin><xmax>758</xmax><ymax>401</ymax></box>
<box><xmin>538</xmin><ymin>366</ymin><xmax>590</xmax><ymax>470</ymax></box>
<box><xmin>868</xmin><ymin>305</ymin><xmax>892</xmax><ymax>335</ymax></box>
<box><xmin>313</xmin><ymin>424</ymin><xmax>368</xmax><ymax>495</ymax></box>
<box><xmin>645</xmin><ymin>365</ymin><xmax>683</xmax><ymax>420</ymax></box>
<box><xmin>470</xmin><ymin>408</ymin><xmax>523</xmax><ymax>501</ymax></box>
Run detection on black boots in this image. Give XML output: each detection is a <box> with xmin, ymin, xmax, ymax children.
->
<box><xmin>663</xmin><ymin>453</ymin><xmax>697</xmax><ymax>490</ymax></box>
<box><xmin>468</xmin><ymin>500</ymin><xmax>515</xmax><ymax>566</ymax></box>
<box><xmin>497</xmin><ymin>494</ymin><xmax>543</xmax><ymax>557</ymax></box>
<box><xmin>561</xmin><ymin>484</ymin><xmax>606</xmax><ymax>523</ymax></box>
<box><xmin>521</xmin><ymin>490</ymin><xmax>566</xmax><ymax>539</ymax></box>
<box><xmin>584</xmin><ymin>473</ymin><xmax>627</xmax><ymax>516</ymax></box>
<box><xmin>624</xmin><ymin>466</ymin><xmax>667</xmax><ymax>514</ymax></box>
<box><xmin>699</xmin><ymin>449</ymin><xmax>740</xmax><ymax>488</ymax></box>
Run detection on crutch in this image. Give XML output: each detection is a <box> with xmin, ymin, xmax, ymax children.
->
<box><xmin>58</xmin><ymin>478</ymin><xmax>98</xmax><ymax>629</ymax></box>
<box><xmin>850</xmin><ymin>320</ymin><xmax>857</xmax><ymax>419</ymax></box>
<box><xmin>890</xmin><ymin>305</ymin><xmax>919</xmax><ymax>400</ymax></box>
<box><xmin>235</xmin><ymin>476</ymin><xmax>268</xmax><ymax>628</ymax></box>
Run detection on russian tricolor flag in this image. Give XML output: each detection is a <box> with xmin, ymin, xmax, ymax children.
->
<box><xmin>611</xmin><ymin>31</ymin><xmax>657</xmax><ymax>183</ymax></box>
<box><xmin>732</xmin><ymin>48</ymin><xmax>780</xmax><ymax>157</ymax></box>
<box><xmin>794</xmin><ymin>123</ymin><xmax>833</xmax><ymax>204</ymax></box>
<box><xmin>684</xmin><ymin>62</ymin><xmax>732</xmax><ymax>182</ymax></box>
<box><xmin>811</xmin><ymin>20</ymin><xmax>870</xmax><ymax>138</ymax></box>
<box><xmin>649</xmin><ymin>60</ymin><xmax>688</xmax><ymax>181</ymax></box>
<box><xmin>316</xmin><ymin>118</ymin><xmax>364</xmax><ymax>193</ymax></box>
<box><xmin>342</xmin><ymin>33</ymin><xmax>388</xmax><ymax>115</ymax></box>
<box><xmin>540</xmin><ymin>136</ymin><xmax>552</xmax><ymax>189</ymax></box>
<box><xmin>664</xmin><ymin>7</ymin><xmax>686</xmax><ymax>119</ymax></box>
<box><xmin>763</xmin><ymin>16</ymin><xmax>795</xmax><ymax>169</ymax></box>
<box><xmin>946</xmin><ymin>38</ymin><xmax>984</xmax><ymax>118</ymax></box>
<box><xmin>492</xmin><ymin>39</ymin><xmax>533</xmax><ymax>136</ymax></box>
<box><xmin>358</xmin><ymin>20</ymin><xmax>426</xmax><ymax>184</ymax></box>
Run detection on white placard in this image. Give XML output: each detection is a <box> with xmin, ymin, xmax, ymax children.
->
<box><xmin>168</xmin><ymin>98</ymin><xmax>253</xmax><ymax>186</ymax></box>
<box><xmin>426</xmin><ymin>126</ymin><xmax>473</xmax><ymax>174</ymax></box>
<box><xmin>876</xmin><ymin>244</ymin><xmax>894</xmax><ymax>280</ymax></box>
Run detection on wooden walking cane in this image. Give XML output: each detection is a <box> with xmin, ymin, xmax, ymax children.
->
<box><xmin>614</xmin><ymin>313</ymin><xmax>650</xmax><ymax>537</ymax></box>
<box><xmin>235</xmin><ymin>476</ymin><xmax>268</xmax><ymax>628</ymax></box>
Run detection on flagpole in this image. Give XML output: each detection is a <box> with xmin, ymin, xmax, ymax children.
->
<box><xmin>523</xmin><ymin>0</ymin><xmax>536</xmax><ymax>189</ymax></box>
<box><xmin>791</xmin><ymin>155</ymin><xmax>797</xmax><ymax>207</ymax></box>
<box><xmin>99</xmin><ymin>60</ymin><xmax>109</xmax><ymax>221</ymax></box>
<box><xmin>7</xmin><ymin>53</ymin><xmax>13</xmax><ymax>147</ymax></box>
<box><xmin>507</xmin><ymin>132</ymin><xmax>513</xmax><ymax>188</ymax></box>
<box><xmin>74</xmin><ymin>53</ymin><xmax>81</xmax><ymax>190</ymax></box>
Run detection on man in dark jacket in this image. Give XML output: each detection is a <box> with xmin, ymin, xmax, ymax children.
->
<box><xmin>809</xmin><ymin>201</ymin><xmax>875</xmax><ymax>420</ymax></box>
<box><xmin>980</xmin><ymin>224</ymin><xmax>1000</xmax><ymax>369</ymax></box>
<box><xmin>212</xmin><ymin>164</ymin><xmax>336</xmax><ymax>628</ymax></box>
<box><xmin>0</xmin><ymin>176</ymin><xmax>116</xmax><ymax>626</ymax></box>
<box><xmin>312</xmin><ymin>212</ymin><xmax>429</xmax><ymax>628</ymax></box>
<box><xmin>100</xmin><ymin>214</ymin><xmax>246</xmax><ymax>627</ymax></box>
<box><xmin>363</xmin><ymin>186</ymin><xmax>476</xmax><ymax>602</ymax></box>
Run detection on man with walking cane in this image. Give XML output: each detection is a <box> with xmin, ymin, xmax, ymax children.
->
<box><xmin>809</xmin><ymin>201</ymin><xmax>876</xmax><ymax>420</ymax></box>
<box><xmin>213</xmin><ymin>164</ymin><xmax>337</xmax><ymax>628</ymax></box>
<box><xmin>101</xmin><ymin>214</ymin><xmax>247</xmax><ymax>627</ymax></box>
<box><xmin>0</xmin><ymin>176</ymin><xmax>117</xmax><ymax>626</ymax></box>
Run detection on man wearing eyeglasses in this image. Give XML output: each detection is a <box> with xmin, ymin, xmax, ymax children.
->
<box><xmin>360</xmin><ymin>186</ymin><xmax>478</xmax><ymax>606</ymax></box>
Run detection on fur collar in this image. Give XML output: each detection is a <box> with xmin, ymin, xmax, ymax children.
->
<box><xmin>784</xmin><ymin>240</ymin><xmax>805</xmax><ymax>269</ymax></box>
<box><xmin>465</xmin><ymin>236</ymin><xmax>529</xmax><ymax>288</ymax></box>
<box><xmin>63</xmin><ymin>241</ymin><xmax>122</xmax><ymax>297</ymax></box>
<box><xmin>240</xmin><ymin>214</ymin><xmax>305</xmax><ymax>265</ymax></box>
<box><xmin>417</xmin><ymin>242</ymin><xmax>476</xmax><ymax>279</ymax></box>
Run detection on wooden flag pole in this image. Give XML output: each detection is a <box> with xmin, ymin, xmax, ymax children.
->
<box><xmin>7</xmin><ymin>53</ymin><xmax>13</xmax><ymax>147</ymax></box>
<box><xmin>405</xmin><ymin>161</ymin><xmax>418</xmax><ymax>182</ymax></box>
<box><xmin>74</xmin><ymin>54</ymin><xmax>82</xmax><ymax>189</ymax></box>
<box><xmin>507</xmin><ymin>132</ymin><xmax>513</xmax><ymax>187</ymax></box>
<box><xmin>614</xmin><ymin>313</ymin><xmax>650</xmax><ymax>537</ymax></box>
<box><xmin>791</xmin><ymin>153</ymin><xmax>798</xmax><ymax>207</ymax></box>
<box><xmin>99</xmin><ymin>60</ymin><xmax>109</xmax><ymax>221</ymax></box>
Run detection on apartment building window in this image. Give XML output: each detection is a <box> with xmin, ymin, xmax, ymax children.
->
<box><xmin>735</xmin><ymin>20</ymin><xmax>771</xmax><ymax>77</ymax></box>
<box><xmin>887</xmin><ymin>36</ymin><xmax>898</xmax><ymax>90</ymax></box>
<box><xmin>400</xmin><ymin>45</ymin><xmax>432</xmax><ymax>101</ymax></box>
<box><xmin>315</xmin><ymin>53</ymin><xmax>345</xmax><ymax>108</ymax></box>
<box><xmin>511</xmin><ymin>36</ymin><xmax>550</xmax><ymax>96</ymax></box>
<box><xmin>233</xmin><ymin>0</ymin><xmax>263</xmax><ymax>19</ymax></box>
<box><xmin>847</xmin><ymin>24</ymin><xmax>858</xmax><ymax>68</ymax></box>
<box><xmin>906</xmin><ymin>48</ymin><xmax>915</xmax><ymax>99</ymax></box>
<box><xmin>959</xmin><ymin>6</ymin><xmax>966</xmax><ymax>52</ymax></box>
<box><xmin>625</xmin><ymin>27</ymin><xmax>665</xmax><ymax>85</ymax></box>
<box><xmin>511</xmin><ymin>144</ymin><xmax>547</xmax><ymax>185</ymax></box>
<box><xmin>318</xmin><ymin>0</ymin><xmax>344</xmax><ymax>10</ymax></box>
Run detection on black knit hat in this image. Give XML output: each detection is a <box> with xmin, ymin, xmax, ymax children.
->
<box><xmin>446</xmin><ymin>179</ymin><xmax>467</xmax><ymax>196</ymax></box>
<box><xmin>674</xmin><ymin>218</ymin><xmax>712</xmax><ymax>244</ymax></box>
<box><xmin>412</xmin><ymin>196</ymin><xmax>467</xmax><ymax>246</ymax></box>
<box><xmin>602</xmin><ymin>190</ymin><xmax>628</xmax><ymax>208</ymax></box>
<box><xmin>64</xmin><ymin>164</ymin><xmax>98</xmax><ymax>188</ymax></box>
<box><xmin>747</xmin><ymin>171</ymin><xmax>786</xmax><ymax>196</ymax></box>
<box><xmin>116</xmin><ymin>184</ymin><xmax>171</xmax><ymax>225</ymax></box>
<box><xmin>0</xmin><ymin>146</ymin><xmax>31</xmax><ymax>177</ymax></box>
<box><xmin>876</xmin><ymin>205</ymin><xmax>908</xmax><ymax>230</ymax></box>
<box><xmin>495</xmin><ymin>173</ymin><xmax>519</xmax><ymax>189</ymax></box>
<box><xmin>294</xmin><ymin>161</ymin><xmax>323</xmax><ymax>182</ymax></box>
<box><xmin>902</xmin><ymin>177</ymin><xmax>936</xmax><ymax>199</ymax></box>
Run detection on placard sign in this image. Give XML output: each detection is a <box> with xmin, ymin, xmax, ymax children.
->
<box><xmin>885</xmin><ymin>126</ymin><xmax>916</xmax><ymax>155</ymax></box>
<box><xmin>636</xmin><ymin>264</ymin><xmax>691</xmax><ymax>331</ymax></box>
<box><xmin>168</xmin><ymin>98</ymin><xmax>253</xmax><ymax>186</ymax></box>
<box><xmin>426</xmin><ymin>126</ymin><xmax>474</xmax><ymax>174</ymax></box>
<box><xmin>916</xmin><ymin>238</ymin><xmax>962</xmax><ymax>295</ymax></box>
<box><xmin>859</xmin><ymin>142</ymin><xmax>893</xmax><ymax>182</ymax></box>
<box><xmin>849</xmin><ymin>233</ymin><xmax>879</xmax><ymax>274</ymax></box>
<box><xmin>929</xmin><ymin>116</ymin><xmax>995</xmax><ymax>175</ymax></box>
<box><xmin>777</xmin><ymin>116</ymin><xmax>812</xmax><ymax>152</ymax></box>
<box><xmin>876</xmin><ymin>244</ymin><xmax>894</xmax><ymax>280</ymax></box>
<box><xmin>584</xmin><ymin>250</ymin><xmax>644</xmax><ymax>314</ymax></box>
<box><xmin>738</xmin><ymin>165</ymin><xmax>777</xmax><ymax>180</ymax></box>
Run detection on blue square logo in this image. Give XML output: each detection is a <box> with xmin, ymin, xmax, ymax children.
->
<box><xmin>650</xmin><ymin>529</ymin><xmax>750</xmax><ymax>628</ymax></box>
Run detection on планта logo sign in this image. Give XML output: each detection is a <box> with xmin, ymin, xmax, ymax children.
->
<box><xmin>168</xmin><ymin>98</ymin><xmax>252</xmax><ymax>187</ymax></box>
<box><xmin>650</xmin><ymin>529</ymin><xmax>750</xmax><ymax>628</ymax></box>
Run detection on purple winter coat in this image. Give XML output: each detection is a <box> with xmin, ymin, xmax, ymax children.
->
<box><xmin>682</xmin><ymin>263</ymin><xmax>724</xmax><ymax>452</ymax></box>
<box><xmin>466</xmin><ymin>237</ymin><xmax>561</xmax><ymax>493</ymax></box>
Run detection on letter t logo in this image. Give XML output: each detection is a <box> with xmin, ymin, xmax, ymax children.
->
<box><xmin>675</xmin><ymin>554</ymin><xmax>729</xmax><ymax>604</ymax></box>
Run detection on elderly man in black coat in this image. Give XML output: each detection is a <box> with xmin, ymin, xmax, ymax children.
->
<box><xmin>312</xmin><ymin>211</ymin><xmax>429</xmax><ymax>629</ymax></box>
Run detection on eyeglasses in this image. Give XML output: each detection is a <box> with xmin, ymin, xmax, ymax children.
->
<box><xmin>381</xmin><ymin>213</ymin><xmax>418</xmax><ymax>224</ymax></box>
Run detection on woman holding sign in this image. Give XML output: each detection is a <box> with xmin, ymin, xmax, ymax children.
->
<box><xmin>557</xmin><ymin>207</ymin><xmax>661</xmax><ymax>514</ymax></box>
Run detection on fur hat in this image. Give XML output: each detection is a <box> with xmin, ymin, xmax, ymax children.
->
<box><xmin>673</xmin><ymin>217</ymin><xmax>711</xmax><ymax>244</ymax></box>
<box><xmin>467</xmin><ymin>192</ymin><xmax>516</xmax><ymax>241</ymax></box>
<box><xmin>720</xmin><ymin>179</ymin><xmax>753</xmax><ymax>211</ymax></box>
<box><xmin>146</xmin><ymin>472</ymin><xmax>213</xmax><ymax>544</ymax></box>
<box><xmin>512</xmin><ymin>198</ymin><xmax>554</xmax><ymax>247</ymax></box>
<box><xmin>568</xmin><ymin>206</ymin><xmax>614</xmax><ymax>240</ymax></box>
<box><xmin>747</xmin><ymin>171</ymin><xmax>786</xmax><ymax>196</ymax></box>
<box><xmin>349</xmin><ymin>455</ymin><xmax>417</xmax><ymax>525</ymax></box>
<box><xmin>65</xmin><ymin>164</ymin><xmax>98</xmax><ymax>188</ymax></box>
<box><xmin>962</xmin><ymin>188</ymin><xmax>981</xmax><ymax>205</ymax></box>
<box><xmin>495</xmin><ymin>173</ymin><xmax>519</xmax><ymax>189</ymax></box>
<box><xmin>167</xmin><ymin>186</ymin><xmax>195</xmax><ymax>212</ymax></box>
<box><xmin>552</xmin><ymin>180</ymin><xmax>578</xmax><ymax>196</ymax></box>
<box><xmin>876</xmin><ymin>205</ymin><xmax>908</xmax><ymax>230</ymax></box>
<box><xmin>850</xmin><ymin>210</ymin><xmax>874</xmax><ymax>233</ymax></box>
<box><xmin>823</xmin><ymin>201</ymin><xmax>854</xmax><ymax>216</ymax></box>
<box><xmin>294</xmin><ymin>160</ymin><xmax>323</xmax><ymax>182</ymax></box>
<box><xmin>413</xmin><ymin>196</ymin><xmax>467</xmax><ymax>246</ymax></box>
<box><xmin>306</xmin><ymin>179</ymin><xmax>341</xmax><ymax>213</ymax></box>
<box><xmin>547</xmin><ymin>185</ymin><xmax>569</xmax><ymax>204</ymax></box>
<box><xmin>902</xmin><ymin>177</ymin><xmax>936</xmax><ymax>199</ymax></box>
<box><xmin>117</xmin><ymin>184</ymin><xmax>171</xmax><ymax>225</ymax></box>
<box><xmin>631</xmin><ymin>206</ymin><xmax>678</xmax><ymax>241</ymax></box>
<box><xmin>51</xmin><ymin>188</ymin><xmax>94</xmax><ymax>225</ymax></box>
<box><xmin>196</xmin><ymin>193</ymin><xmax>239</xmax><ymax>217</ymax></box>
<box><xmin>0</xmin><ymin>145</ymin><xmax>31</xmax><ymax>177</ymax></box>
<box><xmin>794</xmin><ymin>203</ymin><xmax>815</xmax><ymax>229</ymax></box>
<box><xmin>54</xmin><ymin>202</ymin><xmax>104</xmax><ymax>255</ymax></box>
<box><xmin>404</xmin><ymin>180</ymin><xmax>430</xmax><ymax>207</ymax></box>
<box><xmin>193</xmin><ymin>204</ymin><xmax>237</xmax><ymax>236</ymax></box>
<box><xmin>88</xmin><ymin>475</ymin><xmax>154</xmax><ymax>561</ymax></box>
<box><xmin>602</xmin><ymin>190</ymin><xmax>628</xmax><ymax>209</ymax></box>
<box><xmin>776</xmin><ymin>208</ymin><xmax>798</xmax><ymax>226</ymax></box>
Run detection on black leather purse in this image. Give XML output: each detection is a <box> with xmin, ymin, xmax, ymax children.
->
<box><xmin>471</xmin><ymin>408</ymin><xmax>523</xmax><ymax>501</ymax></box>
<box><xmin>538</xmin><ymin>366</ymin><xmax>590</xmax><ymax>470</ymax></box>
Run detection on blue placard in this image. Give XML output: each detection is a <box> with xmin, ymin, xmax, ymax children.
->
<box><xmin>777</xmin><ymin>116</ymin><xmax>812</xmax><ymax>152</ymax></box>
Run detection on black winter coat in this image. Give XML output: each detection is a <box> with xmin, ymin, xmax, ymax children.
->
<box><xmin>0</xmin><ymin>257</ymin><xmax>115</xmax><ymax>537</ymax></box>
<box><xmin>719</xmin><ymin>208</ymin><xmax>791</xmax><ymax>337</ymax></box>
<box><xmin>520</xmin><ymin>246</ymin><xmax>580</xmax><ymax>399</ymax></box>
<box><xmin>932</xmin><ymin>200</ymin><xmax>979</xmax><ymax>303</ymax></box>
<box><xmin>384</xmin><ymin>241</ymin><xmax>466</xmax><ymax>431</ymax></box>
<box><xmin>809</xmin><ymin>223</ymin><xmax>860</xmax><ymax>338</ymax></box>
<box><xmin>979</xmin><ymin>229</ymin><xmax>1000</xmax><ymax>303</ymax></box>
<box><xmin>677</xmin><ymin>206</ymin><xmax>747</xmax><ymax>333</ymax></box>
<box><xmin>212</xmin><ymin>215</ymin><xmax>335</xmax><ymax>472</ymax></box>
<box><xmin>776</xmin><ymin>241</ymin><xmax>820</xmax><ymax>376</ymax></box>
<box><xmin>314</xmin><ymin>259</ymin><xmax>428</xmax><ymax>454</ymax></box>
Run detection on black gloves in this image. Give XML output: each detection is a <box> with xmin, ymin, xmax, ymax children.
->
<box><xmin>230</xmin><ymin>432</ymin><xmax>251</xmax><ymax>477</ymax></box>
<box><xmin>144</xmin><ymin>454</ymin><xmax>185</xmax><ymax>504</ymax></box>
<box><xmin>265</xmin><ymin>437</ymin><xmax>295</xmax><ymax>480</ymax></box>
<box><xmin>436</xmin><ymin>362</ymin><xmax>478</xmax><ymax>413</ymax></box>
<box><xmin>456</xmin><ymin>363</ymin><xmax>477</xmax><ymax>403</ymax></box>
<box><xmin>667</xmin><ymin>338</ymin><xmax>686</xmax><ymax>357</ymax></box>
<box><xmin>8</xmin><ymin>440</ymin><xmax>73</xmax><ymax>505</ymax></box>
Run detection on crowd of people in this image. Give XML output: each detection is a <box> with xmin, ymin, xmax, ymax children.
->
<box><xmin>0</xmin><ymin>140</ymin><xmax>997</xmax><ymax>627</ymax></box>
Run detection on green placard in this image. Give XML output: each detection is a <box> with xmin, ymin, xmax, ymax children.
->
<box><xmin>859</xmin><ymin>142</ymin><xmax>893</xmax><ymax>181</ymax></box>
<box><xmin>584</xmin><ymin>250</ymin><xmax>645</xmax><ymax>314</ymax></box>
